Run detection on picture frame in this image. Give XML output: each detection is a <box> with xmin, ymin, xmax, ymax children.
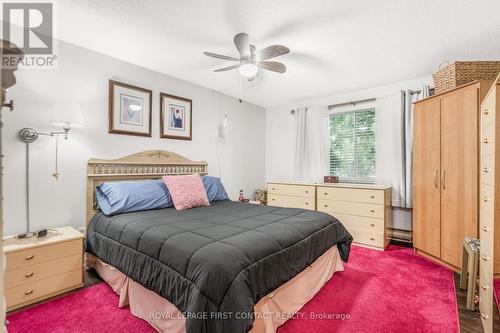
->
<box><xmin>160</xmin><ymin>92</ymin><xmax>192</xmax><ymax>141</ymax></box>
<box><xmin>109</xmin><ymin>80</ymin><xmax>152</xmax><ymax>137</ymax></box>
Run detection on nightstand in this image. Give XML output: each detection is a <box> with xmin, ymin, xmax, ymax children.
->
<box><xmin>3</xmin><ymin>226</ymin><xmax>84</xmax><ymax>311</ymax></box>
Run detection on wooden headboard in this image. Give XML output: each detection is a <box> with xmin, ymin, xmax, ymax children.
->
<box><xmin>86</xmin><ymin>150</ymin><xmax>208</xmax><ymax>223</ymax></box>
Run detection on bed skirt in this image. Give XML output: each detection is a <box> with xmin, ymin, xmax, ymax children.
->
<box><xmin>86</xmin><ymin>245</ymin><xmax>344</xmax><ymax>333</ymax></box>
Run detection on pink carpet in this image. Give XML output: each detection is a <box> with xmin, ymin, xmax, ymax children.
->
<box><xmin>7</xmin><ymin>283</ymin><xmax>155</xmax><ymax>333</ymax></box>
<box><xmin>495</xmin><ymin>278</ymin><xmax>500</xmax><ymax>315</ymax></box>
<box><xmin>278</xmin><ymin>245</ymin><xmax>459</xmax><ymax>333</ymax></box>
<box><xmin>7</xmin><ymin>245</ymin><xmax>459</xmax><ymax>333</ymax></box>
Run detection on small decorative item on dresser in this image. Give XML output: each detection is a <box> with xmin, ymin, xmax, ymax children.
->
<box><xmin>3</xmin><ymin>226</ymin><xmax>84</xmax><ymax>311</ymax></box>
<box><xmin>238</xmin><ymin>190</ymin><xmax>245</xmax><ymax>202</ymax></box>
<box><xmin>253</xmin><ymin>189</ymin><xmax>267</xmax><ymax>205</ymax></box>
<box><xmin>324</xmin><ymin>176</ymin><xmax>339</xmax><ymax>183</ymax></box>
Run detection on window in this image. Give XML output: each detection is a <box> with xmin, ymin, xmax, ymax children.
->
<box><xmin>329</xmin><ymin>108</ymin><xmax>375</xmax><ymax>183</ymax></box>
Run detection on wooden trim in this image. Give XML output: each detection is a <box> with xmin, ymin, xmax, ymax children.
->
<box><xmin>108</xmin><ymin>79</ymin><xmax>153</xmax><ymax>137</ymax></box>
<box><xmin>415</xmin><ymin>249</ymin><xmax>460</xmax><ymax>273</ymax></box>
<box><xmin>86</xmin><ymin>150</ymin><xmax>208</xmax><ymax>223</ymax></box>
<box><xmin>159</xmin><ymin>92</ymin><xmax>193</xmax><ymax>141</ymax></box>
<box><xmin>414</xmin><ymin>80</ymin><xmax>493</xmax><ymax>105</ymax></box>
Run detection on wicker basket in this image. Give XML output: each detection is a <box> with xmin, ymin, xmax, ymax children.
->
<box><xmin>432</xmin><ymin>61</ymin><xmax>500</xmax><ymax>94</ymax></box>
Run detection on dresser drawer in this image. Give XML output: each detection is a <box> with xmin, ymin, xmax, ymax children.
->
<box><xmin>348</xmin><ymin>228</ymin><xmax>385</xmax><ymax>248</ymax></box>
<box><xmin>480</xmin><ymin>154</ymin><xmax>495</xmax><ymax>186</ymax></box>
<box><xmin>267</xmin><ymin>194</ymin><xmax>314</xmax><ymax>210</ymax></box>
<box><xmin>481</xmin><ymin>121</ymin><xmax>495</xmax><ymax>157</ymax></box>
<box><xmin>480</xmin><ymin>245</ymin><xmax>494</xmax><ymax>277</ymax></box>
<box><xmin>317</xmin><ymin>187</ymin><xmax>384</xmax><ymax>204</ymax></box>
<box><xmin>481</xmin><ymin>90</ymin><xmax>496</xmax><ymax>130</ymax></box>
<box><xmin>320</xmin><ymin>212</ymin><xmax>384</xmax><ymax>232</ymax></box>
<box><xmin>317</xmin><ymin>199</ymin><xmax>384</xmax><ymax>218</ymax></box>
<box><xmin>6</xmin><ymin>269</ymin><xmax>82</xmax><ymax>309</ymax></box>
<box><xmin>5</xmin><ymin>254</ymin><xmax>82</xmax><ymax>289</ymax></box>
<box><xmin>267</xmin><ymin>184</ymin><xmax>315</xmax><ymax>198</ymax></box>
<box><xmin>479</xmin><ymin>209</ymin><xmax>494</xmax><ymax>260</ymax></box>
<box><xmin>479</xmin><ymin>267</ymin><xmax>493</xmax><ymax>332</ymax></box>
<box><xmin>6</xmin><ymin>239</ymin><xmax>82</xmax><ymax>271</ymax></box>
<box><xmin>480</xmin><ymin>183</ymin><xmax>495</xmax><ymax>220</ymax></box>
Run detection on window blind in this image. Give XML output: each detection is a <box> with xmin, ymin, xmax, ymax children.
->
<box><xmin>329</xmin><ymin>108</ymin><xmax>376</xmax><ymax>183</ymax></box>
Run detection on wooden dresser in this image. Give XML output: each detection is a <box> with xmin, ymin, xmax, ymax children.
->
<box><xmin>4</xmin><ymin>227</ymin><xmax>84</xmax><ymax>311</ymax></box>
<box><xmin>479</xmin><ymin>74</ymin><xmax>500</xmax><ymax>332</ymax></box>
<box><xmin>267</xmin><ymin>181</ymin><xmax>392</xmax><ymax>250</ymax></box>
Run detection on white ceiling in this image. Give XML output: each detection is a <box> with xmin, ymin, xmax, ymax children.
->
<box><xmin>55</xmin><ymin>0</ymin><xmax>500</xmax><ymax>108</ymax></box>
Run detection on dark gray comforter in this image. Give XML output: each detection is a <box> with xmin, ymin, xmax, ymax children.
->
<box><xmin>85</xmin><ymin>200</ymin><xmax>352</xmax><ymax>333</ymax></box>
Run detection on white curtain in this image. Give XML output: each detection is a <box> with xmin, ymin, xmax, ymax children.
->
<box><xmin>375</xmin><ymin>92</ymin><xmax>407</xmax><ymax>207</ymax></box>
<box><xmin>293</xmin><ymin>107</ymin><xmax>329</xmax><ymax>182</ymax></box>
<box><xmin>403</xmin><ymin>86</ymin><xmax>430</xmax><ymax>207</ymax></box>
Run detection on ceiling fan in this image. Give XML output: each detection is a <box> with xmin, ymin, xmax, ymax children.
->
<box><xmin>204</xmin><ymin>33</ymin><xmax>289</xmax><ymax>80</ymax></box>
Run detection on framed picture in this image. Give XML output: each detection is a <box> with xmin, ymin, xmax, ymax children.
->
<box><xmin>109</xmin><ymin>80</ymin><xmax>152</xmax><ymax>137</ymax></box>
<box><xmin>160</xmin><ymin>93</ymin><xmax>192</xmax><ymax>140</ymax></box>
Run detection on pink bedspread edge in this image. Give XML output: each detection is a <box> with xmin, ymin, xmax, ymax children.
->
<box><xmin>86</xmin><ymin>245</ymin><xmax>344</xmax><ymax>333</ymax></box>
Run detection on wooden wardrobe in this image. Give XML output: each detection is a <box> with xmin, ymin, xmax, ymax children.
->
<box><xmin>413</xmin><ymin>80</ymin><xmax>493</xmax><ymax>271</ymax></box>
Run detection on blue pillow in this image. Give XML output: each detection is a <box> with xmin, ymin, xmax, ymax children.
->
<box><xmin>201</xmin><ymin>176</ymin><xmax>229</xmax><ymax>202</ymax></box>
<box><xmin>96</xmin><ymin>179</ymin><xmax>172</xmax><ymax>215</ymax></box>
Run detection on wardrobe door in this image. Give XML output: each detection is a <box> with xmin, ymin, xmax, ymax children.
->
<box><xmin>440</xmin><ymin>85</ymin><xmax>479</xmax><ymax>268</ymax></box>
<box><xmin>413</xmin><ymin>99</ymin><xmax>441</xmax><ymax>258</ymax></box>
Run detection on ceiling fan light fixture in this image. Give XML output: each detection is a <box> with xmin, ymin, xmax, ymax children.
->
<box><xmin>239</xmin><ymin>63</ymin><xmax>258</xmax><ymax>78</ymax></box>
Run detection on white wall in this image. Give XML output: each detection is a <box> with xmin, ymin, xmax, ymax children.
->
<box><xmin>3</xmin><ymin>40</ymin><xmax>266</xmax><ymax>236</ymax></box>
<box><xmin>265</xmin><ymin>75</ymin><xmax>434</xmax><ymax>231</ymax></box>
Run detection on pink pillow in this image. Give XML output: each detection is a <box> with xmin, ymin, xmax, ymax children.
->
<box><xmin>162</xmin><ymin>174</ymin><xmax>210</xmax><ymax>210</ymax></box>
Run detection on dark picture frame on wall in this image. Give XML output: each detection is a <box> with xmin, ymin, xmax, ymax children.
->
<box><xmin>160</xmin><ymin>92</ymin><xmax>192</xmax><ymax>141</ymax></box>
<box><xmin>108</xmin><ymin>79</ymin><xmax>152</xmax><ymax>137</ymax></box>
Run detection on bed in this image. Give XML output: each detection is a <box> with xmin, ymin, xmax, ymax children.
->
<box><xmin>84</xmin><ymin>150</ymin><xmax>352</xmax><ymax>333</ymax></box>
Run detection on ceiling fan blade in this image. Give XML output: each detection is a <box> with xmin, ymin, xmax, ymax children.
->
<box><xmin>203</xmin><ymin>52</ymin><xmax>239</xmax><ymax>61</ymax></box>
<box><xmin>214</xmin><ymin>64</ymin><xmax>240</xmax><ymax>72</ymax></box>
<box><xmin>258</xmin><ymin>61</ymin><xmax>286</xmax><ymax>73</ymax></box>
<box><xmin>234</xmin><ymin>32</ymin><xmax>250</xmax><ymax>56</ymax></box>
<box><xmin>257</xmin><ymin>45</ymin><xmax>290</xmax><ymax>61</ymax></box>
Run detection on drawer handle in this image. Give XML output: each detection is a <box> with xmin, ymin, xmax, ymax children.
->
<box><xmin>482</xmin><ymin>225</ymin><xmax>490</xmax><ymax>232</ymax></box>
<box><xmin>370</xmin><ymin>210</ymin><xmax>375</xmax><ymax>213</ymax></box>
<box><xmin>481</xmin><ymin>283</ymin><xmax>490</xmax><ymax>291</ymax></box>
<box><xmin>305</xmin><ymin>190</ymin><xmax>309</xmax><ymax>194</ymax></box>
<box><xmin>370</xmin><ymin>195</ymin><xmax>375</xmax><ymax>199</ymax></box>
<box><xmin>323</xmin><ymin>204</ymin><xmax>328</xmax><ymax>208</ymax></box>
<box><xmin>25</xmin><ymin>255</ymin><xmax>34</xmax><ymax>261</ymax></box>
<box><xmin>482</xmin><ymin>196</ymin><xmax>490</xmax><ymax>202</ymax></box>
<box><xmin>24</xmin><ymin>272</ymin><xmax>34</xmax><ymax>278</ymax></box>
<box><xmin>482</xmin><ymin>167</ymin><xmax>489</xmax><ymax>173</ymax></box>
<box><xmin>483</xmin><ymin>138</ymin><xmax>490</xmax><ymax>144</ymax></box>
<box><xmin>324</xmin><ymin>192</ymin><xmax>328</xmax><ymax>195</ymax></box>
<box><xmin>481</xmin><ymin>255</ymin><xmax>490</xmax><ymax>261</ymax></box>
<box><xmin>24</xmin><ymin>289</ymin><xmax>33</xmax><ymax>296</ymax></box>
<box><xmin>370</xmin><ymin>223</ymin><xmax>375</xmax><ymax>227</ymax></box>
<box><xmin>305</xmin><ymin>202</ymin><xmax>309</xmax><ymax>205</ymax></box>
<box><xmin>271</xmin><ymin>198</ymin><xmax>275</xmax><ymax>201</ymax></box>
<box><xmin>481</xmin><ymin>312</ymin><xmax>489</xmax><ymax>320</ymax></box>
<box><xmin>272</xmin><ymin>188</ymin><xmax>275</xmax><ymax>191</ymax></box>
<box><xmin>369</xmin><ymin>237</ymin><xmax>375</xmax><ymax>241</ymax></box>
<box><xmin>483</xmin><ymin>109</ymin><xmax>489</xmax><ymax>115</ymax></box>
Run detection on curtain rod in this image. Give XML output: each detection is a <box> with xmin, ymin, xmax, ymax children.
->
<box><xmin>328</xmin><ymin>97</ymin><xmax>375</xmax><ymax>109</ymax></box>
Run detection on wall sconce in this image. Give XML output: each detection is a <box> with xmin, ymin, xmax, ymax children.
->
<box><xmin>19</xmin><ymin>101</ymin><xmax>83</xmax><ymax>179</ymax></box>
<box><xmin>17</xmin><ymin>102</ymin><xmax>83</xmax><ymax>236</ymax></box>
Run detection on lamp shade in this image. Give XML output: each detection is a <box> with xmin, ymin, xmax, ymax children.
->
<box><xmin>50</xmin><ymin>102</ymin><xmax>84</xmax><ymax>128</ymax></box>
